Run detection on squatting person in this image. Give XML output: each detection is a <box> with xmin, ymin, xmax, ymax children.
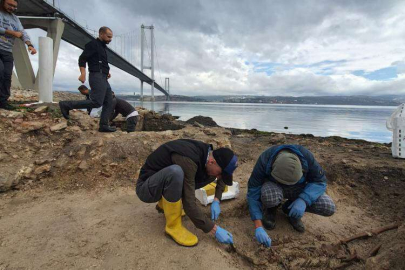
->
<box><xmin>247</xmin><ymin>145</ymin><xmax>336</xmax><ymax>247</ymax></box>
<box><xmin>136</xmin><ymin>139</ymin><xmax>238</xmax><ymax>247</ymax></box>
<box><xmin>59</xmin><ymin>26</ymin><xmax>116</xmax><ymax>132</ymax></box>
<box><xmin>78</xmin><ymin>85</ymin><xmax>139</xmax><ymax>132</ymax></box>
<box><xmin>0</xmin><ymin>0</ymin><xmax>37</xmax><ymax>110</ymax></box>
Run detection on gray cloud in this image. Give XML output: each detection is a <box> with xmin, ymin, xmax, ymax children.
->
<box><xmin>23</xmin><ymin>0</ymin><xmax>405</xmax><ymax>96</ymax></box>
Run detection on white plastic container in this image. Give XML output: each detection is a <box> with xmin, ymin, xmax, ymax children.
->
<box><xmin>386</xmin><ymin>103</ymin><xmax>405</xmax><ymax>158</ymax></box>
<box><xmin>195</xmin><ymin>181</ymin><xmax>240</xmax><ymax>206</ymax></box>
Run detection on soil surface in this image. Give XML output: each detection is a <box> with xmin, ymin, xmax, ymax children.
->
<box><xmin>0</xmin><ymin>94</ymin><xmax>404</xmax><ymax>269</ymax></box>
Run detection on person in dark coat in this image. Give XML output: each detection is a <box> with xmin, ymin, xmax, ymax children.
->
<box><xmin>136</xmin><ymin>139</ymin><xmax>238</xmax><ymax>247</ymax></box>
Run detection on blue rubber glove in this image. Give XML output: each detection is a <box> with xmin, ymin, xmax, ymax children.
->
<box><xmin>288</xmin><ymin>198</ymin><xmax>307</xmax><ymax>219</ymax></box>
<box><xmin>255</xmin><ymin>227</ymin><xmax>271</xmax><ymax>247</ymax></box>
<box><xmin>211</xmin><ymin>200</ymin><xmax>221</xmax><ymax>220</ymax></box>
<box><xmin>215</xmin><ymin>226</ymin><xmax>234</xmax><ymax>244</ymax></box>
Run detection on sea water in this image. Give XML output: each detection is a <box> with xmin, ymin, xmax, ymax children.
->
<box><xmin>127</xmin><ymin>101</ymin><xmax>396</xmax><ymax>143</ymax></box>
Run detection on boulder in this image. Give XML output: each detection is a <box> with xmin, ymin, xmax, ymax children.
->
<box><xmin>0</xmin><ymin>110</ymin><xmax>24</xmax><ymax>119</ymax></box>
<box><xmin>34</xmin><ymin>106</ymin><xmax>48</xmax><ymax>113</ymax></box>
<box><xmin>186</xmin><ymin>116</ymin><xmax>219</xmax><ymax>127</ymax></box>
<box><xmin>50</xmin><ymin>121</ymin><xmax>68</xmax><ymax>132</ymax></box>
<box><xmin>78</xmin><ymin>160</ymin><xmax>88</xmax><ymax>171</ymax></box>
<box><xmin>34</xmin><ymin>164</ymin><xmax>51</xmax><ymax>175</ymax></box>
<box><xmin>19</xmin><ymin>121</ymin><xmax>46</xmax><ymax>133</ymax></box>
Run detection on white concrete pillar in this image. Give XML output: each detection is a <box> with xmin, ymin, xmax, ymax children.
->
<box><xmin>11</xmin><ymin>71</ymin><xmax>22</xmax><ymax>88</ymax></box>
<box><xmin>38</xmin><ymin>37</ymin><xmax>53</xmax><ymax>103</ymax></box>
<box><xmin>12</xmin><ymin>38</ymin><xmax>35</xmax><ymax>89</ymax></box>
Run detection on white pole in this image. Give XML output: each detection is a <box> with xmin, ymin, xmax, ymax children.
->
<box><xmin>38</xmin><ymin>37</ymin><xmax>53</xmax><ymax>103</ymax></box>
<box><xmin>151</xmin><ymin>25</ymin><xmax>155</xmax><ymax>101</ymax></box>
<box><xmin>140</xmin><ymin>25</ymin><xmax>144</xmax><ymax>101</ymax></box>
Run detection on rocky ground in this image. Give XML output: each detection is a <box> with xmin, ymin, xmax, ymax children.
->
<box><xmin>0</xmin><ymin>90</ymin><xmax>404</xmax><ymax>270</ymax></box>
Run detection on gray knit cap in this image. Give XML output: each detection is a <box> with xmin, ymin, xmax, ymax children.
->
<box><xmin>271</xmin><ymin>150</ymin><xmax>303</xmax><ymax>185</ymax></box>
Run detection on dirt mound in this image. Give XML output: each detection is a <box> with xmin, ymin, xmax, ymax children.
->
<box><xmin>186</xmin><ymin>115</ymin><xmax>219</xmax><ymax>127</ymax></box>
<box><xmin>0</xmin><ymin>99</ymin><xmax>404</xmax><ymax>269</ymax></box>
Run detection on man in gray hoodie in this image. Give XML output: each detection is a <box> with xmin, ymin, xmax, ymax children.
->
<box><xmin>0</xmin><ymin>0</ymin><xmax>36</xmax><ymax>109</ymax></box>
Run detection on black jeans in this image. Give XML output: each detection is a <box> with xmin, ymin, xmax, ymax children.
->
<box><xmin>0</xmin><ymin>50</ymin><xmax>14</xmax><ymax>105</ymax></box>
<box><xmin>64</xmin><ymin>72</ymin><xmax>113</xmax><ymax>127</ymax></box>
<box><xmin>89</xmin><ymin>72</ymin><xmax>113</xmax><ymax>126</ymax></box>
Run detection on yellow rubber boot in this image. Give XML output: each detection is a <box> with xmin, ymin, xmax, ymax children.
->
<box><xmin>156</xmin><ymin>198</ymin><xmax>185</xmax><ymax>216</ymax></box>
<box><xmin>161</xmin><ymin>197</ymin><xmax>198</xmax><ymax>247</ymax></box>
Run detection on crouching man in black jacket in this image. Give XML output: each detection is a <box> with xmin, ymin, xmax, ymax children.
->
<box><xmin>136</xmin><ymin>139</ymin><xmax>238</xmax><ymax>247</ymax></box>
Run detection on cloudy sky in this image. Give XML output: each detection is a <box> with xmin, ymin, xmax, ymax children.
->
<box><xmin>24</xmin><ymin>0</ymin><xmax>405</xmax><ymax>96</ymax></box>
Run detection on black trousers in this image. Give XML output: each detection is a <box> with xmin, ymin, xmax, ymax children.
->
<box><xmin>0</xmin><ymin>50</ymin><xmax>14</xmax><ymax>105</ymax></box>
<box><xmin>65</xmin><ymin>72</ymin><xmax>113</xmax><ymax>127</ymax></box>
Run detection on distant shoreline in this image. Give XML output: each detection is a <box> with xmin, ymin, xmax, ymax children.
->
<box><xmin>56</xmin><ymin>90</ymin><xmax>404</xmax><ymax>106</ymax></box>
<box><xmin>118</xmin><ymin>94</ymin><xmax>404</xmax><ymax>106</ymax></box>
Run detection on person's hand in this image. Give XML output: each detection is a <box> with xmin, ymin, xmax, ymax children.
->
<box><xmin>78</xmin><ymin>73</ymin><xmax>86</xmax><ymax>83</ymax></box>
<box><xmin>13</xmin><ymin>31</ymin><xmax>23</xmax><ymax>38</ymax></box>
<box><xmin>107</xmin><ymin>73</ymin><xmax>111</xmax><ymax>79</ymax></box>
<box><xmin>215</xmin><ymin>226</ymin><xmax>233</xmax><ymax>244</ymax></box>
<box><xmin>28</xmin><ymin>46</ymin><xmax>37</xmax><ymax>55</ymax></box>
<box><xmin>211</xmin><ymin>200</ymin><xmax>220</xmax><ymax>221</ymax></box>
<box><xmin>288</xmin><ymin>198</ymin><xmax>307</xmax><ymax>219</ymax></box>
<box><xmin>255</xmin><ymin>227</ymin><xmax>271</xmax><ymax>247</ymax></box>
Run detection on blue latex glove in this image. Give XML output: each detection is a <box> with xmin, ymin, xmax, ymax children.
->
<box><xmin>211</xmin><ymin>200</ymin><xmax>221</xmax><ymax>220</ymax></box>
<box><xmin>255</xmin><ymin>227</ymin><xmax>271</xmax><ymax>247</ymax></box>
<box><xmin>215</xmin><ymin>226</ymin><xmax>234</xmax><ymax>244</ymax></box>
<box><xmin>288</xmin><ymin>198</ymin><xmax>307</xmax><ymax>219</ymax></box>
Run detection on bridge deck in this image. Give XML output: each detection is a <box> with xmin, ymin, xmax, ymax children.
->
<box><xmin>15</xmin><ymin>0</ymin><xmax>168</xmax><ymax>96</ymax></box>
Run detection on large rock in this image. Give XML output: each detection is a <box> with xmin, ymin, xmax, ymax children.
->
<box><xmin>69</xmin><ymin>111</ymin><xmax>98</xmax><ymax>130</ymax></box>
<box><xmin>143</xmin><ymin>111</ymin><xmax>184</xmax><ymax>131</ymax></box>
<box><xmin>0</xmin><ymin>110</ymin><xmax>24</xmax><ymax>119</ymax></box>
<box><xmin>34</xmin><ymin>164</ymin><xmax>51</xmax><ymax>175</ymax></box>
<box><xmin>50</xmin><ymin>121</ymin><xmax>68</xmax><ymax>132</ymax></box>
<box><xmin>186</xmin><ymin>116</ymin><xmax>219</xmax><ymax>127</ymax></box>
<box><xmin>34</xmin><ymin>106</ymin><xmax>48</xmax><ymax>113</ymax></box>
<box><xmin>19</xmin><ymin>121</ymin><xmax>46</xmax><ymax>133</ymax></box>
<box><xmin>0</xmin><ymin>177</ymin><xmax>15</xmax><ymax>192</ymax></box>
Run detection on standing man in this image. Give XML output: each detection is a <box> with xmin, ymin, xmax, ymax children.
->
<box><xmin>59</xmin><ymin>27</ymin><xmax>116</xmax><ymax>132</ymax></box>
<box><xmin>247</xmin><ymin>145</ymin><xmax>336</xmax><ymax>247</ymax></box>
<box><xmin>0</xmin><ymin>0</ymin><xmax>36</xmax><ymax>110</ymax></box>
<box><xmin>136</xmin><ymin>139</ymin><xmax>238</xmax><ymax>247</ymax></box>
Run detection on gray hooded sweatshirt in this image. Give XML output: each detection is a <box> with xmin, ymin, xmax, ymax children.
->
<box><xmin>0</xmin><ymin>9</ymin><xmax>30</xmax><ymax>52</ymax></box>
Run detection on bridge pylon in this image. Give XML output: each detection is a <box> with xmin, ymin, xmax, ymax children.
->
<box><xmin>12</xmin><ymin>17</ymin><xmax>65</xmax><ymax>91</ymax></box>
<box><xmin>140</xmin><ymin>25</ymin><xmax>156</xmax><ymax>101</ymax></box>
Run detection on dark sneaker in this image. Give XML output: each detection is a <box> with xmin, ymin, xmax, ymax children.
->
<box><xmin>282</xmin><ymin>200</ymin><xmax>293</xmax><ymax>215</ymax></box>
<box><xmin>262</xmin><ymin>206</ymin><xmax>278</xmax><ymax>230</ymax></box>
<box><xmin>59</xmin><ymin>101</ymin><xmax>70</xmax><ymax>119</ymax></box>
<box><xmin>0</xmin><ymin>103</ymin><xmax>15</xmax><ymax>110</ymax></box>
<box><xmin>99</xmin><ymin>125</ymin><xmax>117</xmax><ymax>132</ymax></box>
<box><xmin>289</xmin><ymin>217</ymin><xmax>305</xmax><ymax>233</ymax></box>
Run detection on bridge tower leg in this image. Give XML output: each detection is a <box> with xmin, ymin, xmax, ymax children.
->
<box><xmin>12</xmin><ymin>18</ymin><xmax>65</xmax><ymax>95</ymax></box>
<box><xmin>140</xmin><ymin>24</ymin><xmax>155</xmax><ymax>101</ymax></box>
<box><xmin>165</xmin><ymin>78</ymin><xmax>170</xmax><ymax>101</ymax></box>
<box><xmin>140</xmin><ymin>25</ymin><xmax>144</xmax><ymax>101</ymax></box>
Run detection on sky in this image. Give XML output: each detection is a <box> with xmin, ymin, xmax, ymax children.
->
<box><xmin>23</xmin><ymin>0</ymin><xmax>405</xmax><ymax>97</ymax></box>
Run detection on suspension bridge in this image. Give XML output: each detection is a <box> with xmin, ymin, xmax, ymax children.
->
<box><xmin>12</xmin><ymin>0</ymin><xmax>170</xmax><ymax>100</ymax></box>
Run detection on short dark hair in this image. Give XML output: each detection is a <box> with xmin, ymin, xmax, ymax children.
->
<box><xmin>78</xmin><ymin>85</ymin><xmax>88</xmax><ymax>91</ymax></box>
<box><xmin>2</xmin><ymin>0</ymin><xmax>18</xmax><ymax>6</ymax></box>
<box><xmin>99</xmin><ymin>26</ymin><xmax>112</xmax><ymax>34</ymax></box>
